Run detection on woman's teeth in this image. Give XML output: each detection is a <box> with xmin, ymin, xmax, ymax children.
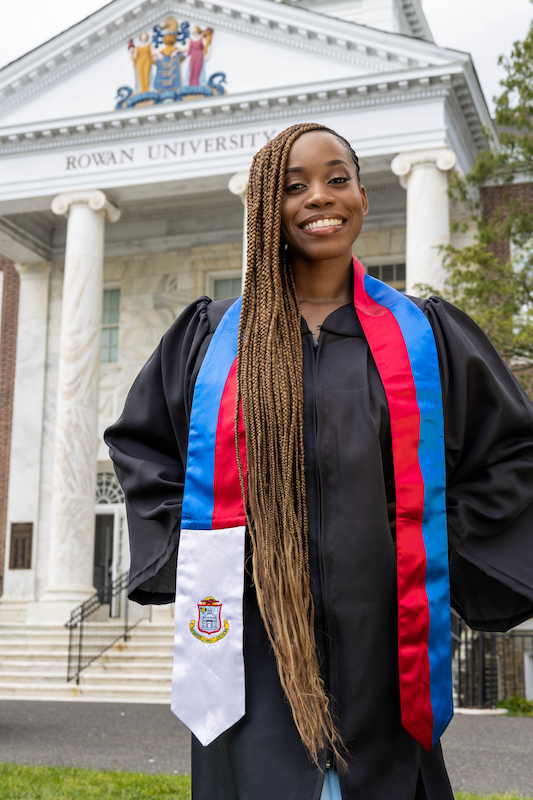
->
<box><xmin>302</xmin><ymin>218</ymin><xmax>343</xmax><ymax>230</ymax></box>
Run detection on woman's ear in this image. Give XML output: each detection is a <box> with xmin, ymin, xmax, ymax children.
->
<box><xmin>360</xmin><ymin>186</ymin><xmax>369</xmax><ymax>217</ymax></box>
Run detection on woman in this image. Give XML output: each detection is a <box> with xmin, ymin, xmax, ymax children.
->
<box><xmin>105</xmin><ymin>123</ymin><xmax>533</xmax><ymax>799</ymax></box>
<box><xmin>185</xmin><ymin>26</ymin><xmax>212</xmax><ymax>87</ymax></box>
<box><xmin>129</xmin><ymin>31</ymin><xmax>154</xmax><ymax>94</ymax></box>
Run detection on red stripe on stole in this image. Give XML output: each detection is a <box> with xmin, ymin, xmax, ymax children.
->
<box><xmin>212</xmin><ymin>357</ymin><xmax>247</xmax><ymax>528</ymax></box>
<box><xmin>356</xmin><ymin>288</ymin><xmax>433</xmax><ymax>747</ymax></box>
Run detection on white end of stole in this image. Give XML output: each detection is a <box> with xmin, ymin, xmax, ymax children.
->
<box><xmin>171</xmin><ymin>525</ymin><xmax>246</xmax><ymax>746</ymax></box>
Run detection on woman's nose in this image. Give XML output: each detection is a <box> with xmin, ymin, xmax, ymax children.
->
<box><xmin>305</xmin><ymin>182</ymin><xmax>335</xmax><ymax>207</ymax></box>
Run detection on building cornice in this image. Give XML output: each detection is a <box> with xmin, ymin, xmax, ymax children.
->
<box><xmin>283</xmin><ymin>0</ymin><xmax>434</xmax><ymax>42</ymax></box>
<box><xmin>0</xmin><ymin>64</ymin><xmax>488</xmax><ymax>158</ymax></box>
<box><xmin>400</xmin><ymin>0</ymin><xmax>433</xmax><ymax>42</ymax></box>
<box><xmin>0</xmin><ymin>0</ymin><xmax>468</xmax><ymax>120</ymax></box>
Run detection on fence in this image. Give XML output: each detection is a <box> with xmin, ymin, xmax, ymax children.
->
<box><xmin>65</xmin><ymin>570</ymin><xmax>152</xmax><ymax>684</ymax></box>
<box><xmin>452</xmin><ymin>609</ymin><xmax>533</xmax><ymax>708</ymax></box>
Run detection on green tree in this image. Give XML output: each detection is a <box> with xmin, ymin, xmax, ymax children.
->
<box><xmin>423</xmin><ymin>7</ymin><xmax>533</xmax><ymax>393</ymax></box>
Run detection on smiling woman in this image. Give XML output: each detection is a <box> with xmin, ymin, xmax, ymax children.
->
<box><xmin>280</xmin><ymin>130</ymin><xmax>368</xmax><ymax>340</ymax></box>
<box><xmin>105</xmin><ymin>123</ymin><xmax>533</xmax><ymax>800</ymax></box>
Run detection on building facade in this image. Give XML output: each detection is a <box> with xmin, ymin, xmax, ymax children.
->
<box><xmin>0</xmin><ymin>0</ymin><xmax>493</xmax><ymax>625</ymax></box>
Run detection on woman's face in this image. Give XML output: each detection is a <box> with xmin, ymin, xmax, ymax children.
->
<box><xmin>280</xmin><ymin>131</ymin><xmax>368</xmax><ymax>264</ymax></box>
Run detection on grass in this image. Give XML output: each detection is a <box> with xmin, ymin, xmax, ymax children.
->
<box><xmin>496</xmin><ymin>695</ymin><xmax>533</xmax><ymax>717</ymax></box>
<box><xmin>456</xmin><ymin>796</ymin><xmax>533</xmax><ymax>800</ymax></box>
<box><xmin>0</xmin><ymin>764</ymin><xmax>191</xmax><ymax>800</ymax></box>
<box><xmin>0</xmin><ymin>764</ymin><xmax>531</xmax><ymax>800</ymax></box>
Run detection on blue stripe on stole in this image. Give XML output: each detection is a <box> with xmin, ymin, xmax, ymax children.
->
<box><xmin>181</xmin><ymin>296</ymin><xmax>243</xmax><ymax>529</ymax></box>
<box><xmin>363</xmin><ymin>275</ymin><xmax>453</xmax><ymax>746</ymax></box>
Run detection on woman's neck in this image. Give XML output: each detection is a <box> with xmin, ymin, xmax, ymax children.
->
<box><xmin>292</xmin><ymin>253</ymin><xmax>353</xmax><ymax>306</ymax></box>
<box><xmin>291</xmin><ymin>252</ymin><xmax>354</xmax><ymax>341</ymax></box>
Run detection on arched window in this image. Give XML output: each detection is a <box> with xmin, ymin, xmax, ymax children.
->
<box><xmin>95</xmin><ymin>472</ymin><xmax>125</xmax><ymax>505</ymax></box>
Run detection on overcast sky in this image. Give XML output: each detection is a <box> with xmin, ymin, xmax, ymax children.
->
<box><xmin>1</xmin><ymin>0</ymin><xmax>532</xmax><ymax>112</ymax></box>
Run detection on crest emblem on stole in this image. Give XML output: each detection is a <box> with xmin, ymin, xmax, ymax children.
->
<box><xmin>190</xmin><ymin>596</ymin><xmax>229</xmax><ymax>643</ymax></box>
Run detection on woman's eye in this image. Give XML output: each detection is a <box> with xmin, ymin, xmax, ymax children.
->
<box><xmin>285</xmin><ymin>182</ymin><xmax>306</xmax><ymax>192</ymax></box>
<box><xmin>330</xmin><ymin>176</ymin><xmax>351</xmax><ymax>184</ymax></box>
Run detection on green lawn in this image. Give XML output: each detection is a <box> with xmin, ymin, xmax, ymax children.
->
<box><xmin>0</xmin><ymin>764</ymin><xmax>191</xmax><ymax>800</ymax></box>
<box><xmin>0</xmin><ymin>764</ymin><xmax>531</xmax><ymax>800</ymax></box>
<box><xmin>496</xmin><ymin>695</ymin><xmax>533</xmax><ymax>717</ymax></box>
<box><xmin>456</xmin><ymin>796</ymin><xmax>533</xmax><ymax>800</ymax></box>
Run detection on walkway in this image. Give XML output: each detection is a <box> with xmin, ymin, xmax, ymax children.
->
<box><xmin>0</xmin><ymin>700</ymin><xmax>532</xmax><ymax>795</ymax></box>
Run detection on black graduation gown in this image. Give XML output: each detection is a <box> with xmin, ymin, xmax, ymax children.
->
<box><xmin>104</xmin><ymin>294</ymin><xmax>533</xmax><ymax>800</ymax></box>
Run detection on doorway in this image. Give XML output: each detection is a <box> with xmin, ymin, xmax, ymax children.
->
<box><xmin>94</xmin><ymin>471</ymin><xmax>128</xmax><ymax>608</ymax></box>
<box><xmin>93</xmin><ymin>514</ymin><xmax>114</xmax><ymax>603</ymax></box>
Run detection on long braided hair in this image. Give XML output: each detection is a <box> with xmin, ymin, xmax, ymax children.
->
<box><xmin>235</xmin><ymin>123</ymin><xmax>361</xmax><ymax>766</ymax></box>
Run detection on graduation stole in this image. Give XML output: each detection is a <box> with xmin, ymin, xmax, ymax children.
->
<box><xmin>171</xmin><ymin>256</ymin><xmax>453</xmax><ymax>753</ymax></box>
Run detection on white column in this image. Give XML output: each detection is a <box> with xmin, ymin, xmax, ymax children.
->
<box><xmin>0</xmin><ymin>264</ymin><xmax>50</xmax><ymax>622</ymax></box>
<box><xmin>391</xmin><ymin>148</ymin><xmax>457</xmax><ymax>295</ymax></box>
<box><xmin>228</xmin><ymin>172</ymin><xmax>249</xmax><ymax>286</ymax></box>
<box><xmin>33</xmin><ymin>190</ymin><xmax>120</xmax><ymax>623</ymax></box>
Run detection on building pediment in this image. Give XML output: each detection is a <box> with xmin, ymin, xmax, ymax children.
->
<box><xmin>0</xmin><ymin>0</ymin><xmax>468</xmax><ymax>127</ymax></box>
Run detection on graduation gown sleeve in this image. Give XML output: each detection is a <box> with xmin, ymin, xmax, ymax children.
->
<box><xmin>104</xmin><ymin>296</ymin><xmax>216</xmax><ymax>604</ymax></box>
<box><xmin>424</xmin><ymin>296</ymin><xmax>533</xmax><ymax>631</ymax></box>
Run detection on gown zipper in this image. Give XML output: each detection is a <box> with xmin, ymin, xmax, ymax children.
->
<box><xmin>313</xmin><ymin>335</ymin><xmax>334</xmax><ymax>772</ymax></box>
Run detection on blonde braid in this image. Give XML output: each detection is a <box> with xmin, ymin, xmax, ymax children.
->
<box><xmin>234</xmin><ymin>123</ymin><xmax>361</xmax><ymax>767</ymax></box>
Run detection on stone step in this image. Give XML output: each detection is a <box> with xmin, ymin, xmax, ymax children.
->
<box><xmin>0</xmin><ymin>619</ymin><xmax>175</xmax><ymax>702</ymax></box>
<box><xmin>0</xmin><ymin>632</ymin><xmax>172</xmax><ymax>648</ymax></box>
<box><xmin>0</xmin><ymin>670</ymin><xmax>73</xmax><ymax>684</ymax></box>
<box><xmin>0</xmin><ymin>642</ymin><xmax>71</xmax><ymax>652</ymax></box>
<box><xmin>96</xmin><ymin>657</ymin><xmax>173</xmax><ymax>668</ymax></box>
<box><xmin>0</xmin><ymin>622</ymin><xmax>172</xmax><ymax>635</ymax></box>
<box><xmin>0</xmin><ymin>650</ymin><xmax>172</xmax><ymax>664</ymax></box>
<box><xmin>79</xmin><ymin>673</ymin><xmax>172</xmax><ymax>688</ymax></box>
<box><xmin>0</xmin><ymin>659</ymin><xmax>70</xmax><ymax>672</ymax></box>
<box><xmin>0</xmin><ymin>682</ymin><xmax>171</xmax><ymax>703</ymax></box>
<box><xmin>0</xmin><ymin>668</ymin><xmax>172</xmax><ymax>685</ymax></box>
<box><xmin>0</xmin><ymin>633</ymin><xmax>70</xmax><ymax>643</ymax></box>
<box><xmin>0</xmin><ymin>659</ymin><xmax>172</xmax><ymax>674</ymax></box>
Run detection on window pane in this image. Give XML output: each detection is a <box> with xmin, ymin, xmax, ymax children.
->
<box><xmin>101</xmin><ymin>326</ymin><xmax>119</xmax><ymax>363</ymax></box>
<box><xmin>214</xmin><ymin>278</ymin><xmax>230</xmax><ymax>301</ymax></box>
<box><xmin>106</xmin><ymin>307</ymin><xmax>120</xmax><ymax>326</ymax></box>
<box><xmin>103</xmin><ymin>289</ymin><xmax>120</xmax><ymax>325</ymax></box>
<box><xmin>367</xmin><ymin>266</ymin><xmax>380</xmax><ymax>279</ymax></box>
<box><xmin>102</xmin><ymin>289</ymin><xmax>120</xmax><ymax>363</ymax></box>
<box><xmin>382</xmin><ymin>264</ymin><xmax>394</xmax><ymax>283</ymax></box>
<box><xmin>396</xmin><ymin>264</ymin><xmax>406</xmax><ymax>282</ymax></box>
<box><xmin>230</xmin><ymin>276</ymin><xmax>242</xmax><ymax>297</ymax></box>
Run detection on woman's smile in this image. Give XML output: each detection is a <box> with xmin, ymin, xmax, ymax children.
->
<box><xmin>300</xmin><ymin>215</ymin><xmax>346</xmax><ymax>233</ymax></box>
<box><xmin>281</xmin><ymin>130</ymin><xmax>368</xmax><ymax>265</ymax></box>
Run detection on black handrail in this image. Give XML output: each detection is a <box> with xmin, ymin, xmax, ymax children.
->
<box><xmin>451</xmin><ymin>608</ymin><xmax>533</xmax><ymax>708</ymax></box>
<box><xmin>65</xmin><ymin>570</ymin><xmax>151</xmax><ymax>684</ymax></box>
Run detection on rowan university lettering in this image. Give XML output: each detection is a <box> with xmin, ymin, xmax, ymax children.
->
<box><xmin>65</xmin><ymin>130</ymin><xmax>277</xmax><ymax>170</ymax></box>
<box><xmin>66</xmin><ymin>149</ymin><xmax>134</xmax><ymax>170</ymax></box>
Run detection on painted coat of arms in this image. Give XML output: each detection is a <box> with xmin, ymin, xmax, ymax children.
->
<box><xmin>190</xmin><ymin>596</ymin><xmax>229</xmax><ymax>643</ymax></box>
<box><xmin>116</xmin><ymin>17</ymin><xmax>227</xmax><ymax>109</ymax></box>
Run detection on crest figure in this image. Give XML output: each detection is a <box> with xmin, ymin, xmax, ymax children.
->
<box><xmin>116</xmin><ymin>16</ymin><xmax>227</xmax><ymax>109</ymax></box>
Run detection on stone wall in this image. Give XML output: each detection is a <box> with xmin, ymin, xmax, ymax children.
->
<box><xmin>0</xmin><ymin>257</ymin><xmax>20</xmax><ymax>597</ymax></box>
<box><xmin>97</xmin><ymin>241</ymin><xmax>242</xmax><ymax>463</ymax></box>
